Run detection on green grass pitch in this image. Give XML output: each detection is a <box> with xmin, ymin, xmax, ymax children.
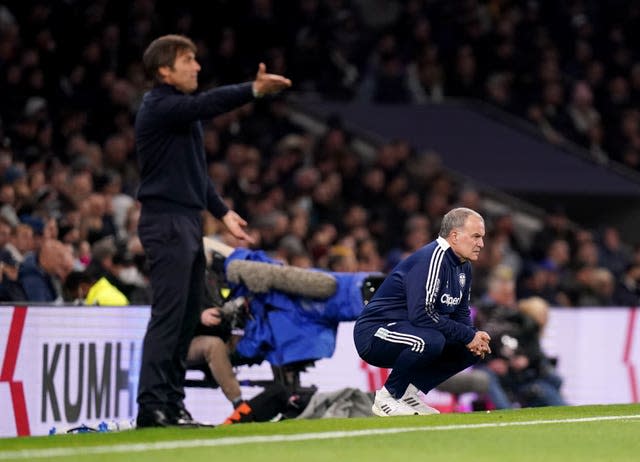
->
<box><xmin>1</xmin><ymin>404</ymin><xmax>639</xmax><ymax>462</ymax></box>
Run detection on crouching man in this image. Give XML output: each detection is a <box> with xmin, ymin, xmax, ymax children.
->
<box><xmin>354</xmin><ymin>208</ymin><xmax>491</xmax><ymax>416</ymax></box>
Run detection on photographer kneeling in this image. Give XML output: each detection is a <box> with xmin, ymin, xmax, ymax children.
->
<box><xmin>186</xmin><ymin>298</ymin><xmax>248</xmax><ymax>413</ymax></box>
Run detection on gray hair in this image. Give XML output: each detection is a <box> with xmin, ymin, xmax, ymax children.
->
<box><xmin>438</xmin><ymin>207</ymin><xmax>483</xmax><ymax>238</ymax></box>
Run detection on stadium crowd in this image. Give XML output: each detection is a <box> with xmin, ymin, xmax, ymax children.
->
<box><xmin>0</xmin><ymin>0</ymin><xmax>639</xmax><ymax>314</ymax></box>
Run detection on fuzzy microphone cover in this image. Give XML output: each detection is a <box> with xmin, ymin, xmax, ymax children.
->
<box><xmin>226</xmin><ymin>260</ymin><xmax>337</xmax><ymax>299</ymax></box>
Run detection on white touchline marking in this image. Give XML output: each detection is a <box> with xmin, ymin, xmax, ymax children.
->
<box><xmin>1</xmin><ymin>414</ymin><xmax>639</xmax><ymax>460</ymax></box>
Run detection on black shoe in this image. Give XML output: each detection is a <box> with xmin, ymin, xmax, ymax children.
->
<box><xmin>172</xmin><ymin>408</ymin><xmax>199</xmax><ymax>427</ymax></box>
<box><xmin>136</xmin><ymin>408</ymin><xmax>173</xmax><ymax>428</ymax></box>
<box><xmin>137</xmin><ymin>406</ymin><xmax>214</xmax><ymax>429</ymax></box>
<box><xmin>171</xmin><ymin>407</ymin><xmax>215</xmax><ymax>428</ymax></box>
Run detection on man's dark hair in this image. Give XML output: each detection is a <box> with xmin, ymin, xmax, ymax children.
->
<box><xmin>63</xmin><ymin>270</ymin><xmax>94</xmax><ymax>301</ymax></box>
<box><xmin>142</xmin><ymin>34</ymin><xmax>197</xmax><ymax>83</ymax></box>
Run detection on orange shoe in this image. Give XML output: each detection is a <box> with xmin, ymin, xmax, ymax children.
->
<box><xmin>223</xmin><ymin>401</ymin><xmax>254</xmax><ymax>425</ymax></box>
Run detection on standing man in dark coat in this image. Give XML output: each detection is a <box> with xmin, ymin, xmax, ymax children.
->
<box><xmin>134</xmin><ymin>34</ymin><xmax>291</xmax><ymax>428</ymax></box>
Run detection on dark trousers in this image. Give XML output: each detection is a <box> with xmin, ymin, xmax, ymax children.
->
<box><xmin>354</xmin><ymin>320</ymin><xmax>478</xmax><ymax>398</ymax></box>
<box><xmin>136</xmin><ymin>210</ymin><xmax>205</xmax><ymax>411</ymax></box>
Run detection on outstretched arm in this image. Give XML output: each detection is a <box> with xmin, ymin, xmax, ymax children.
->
<box><xmin>252</xmin><ymin>63</ymin><xmax>292</xmax><ymax>97</ymax></box>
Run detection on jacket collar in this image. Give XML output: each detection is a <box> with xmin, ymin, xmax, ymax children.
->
<box><xmin>436</xmin><ymin>236</ymin><xmax>466</xmax><ymax>267</ymax></box>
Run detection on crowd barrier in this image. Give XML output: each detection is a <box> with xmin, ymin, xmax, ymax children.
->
<box><xmin>0</xmin><ymin>305</ymin><xmax>637</xmax><ymax>437</ymax></box>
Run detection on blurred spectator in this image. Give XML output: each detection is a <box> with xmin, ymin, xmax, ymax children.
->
<box><xmin>488</xmin><ymin>212</ymin><xmax>526</xmax><ymax>276</ymax></box>
<box><xmin>530</xmin><ymin>207</ymin><xmax>575</xmax><ymax>262</ymax></box>
<box><xmin>572</xmin><ymin>237</ymin><xmax>600</xmax><ymax>271</ymax></box>
<box><xmin>0</xmin><ymin>217</ymin><xmax>13</xmax><ymax>250</ymax></box>
<box><xmin>357</xmin><ymin>32</ymin><xmax>411</xmax><ymax>103</ymax></box>
<box><xmin>327</xmin><ymin>245</ymin><xmax>358</xmax><ymax>272</ymax></box>
<box><xmin>613</xmin><ymin>263</ymin><xmax>640</xmax><ymax>306</ymax></box>
<box><xmin>85</xmin><ymin>236</ymin><xmax>145</xmax><ymax>302</ymax></box>
<box><xmin>85</xmin><ymin>236</ymin><xmax>119</xmax><ymax>280</ymax></box>
<box><xmin>268</xmin><ymin>234</ymin><xmax>305</xmax><ymax>267</ymax></box>
<box><xmin>0</xmin><ymin>182</ymin><xmax>19</xmax><ymax>227</ymax></box>
<box><xmin>576</xmin><ymin>267</ymin><xmax>616</xmax><ymax>307</ymax></box>
<box><xmin>455</xmin><ymin>186</ymin><xmax>484</xmax><ymax>212</ymax></box>
<box><xmin>79</xmin><ymin>192</ymin><xmax>117</xmax><ymax>244</ymax></box>
<box><xmin>100</xmin><ymin>170</ymin><xmax>136</xmax><ymax>239</ymax></box>
<box><xmin>445</xmin><ymin>45</ymin><xmax>482</xmax><ymax>99</ymax></box>
<box><xmin>526</xmin><ymin>103</ymin><xmax>565</xmax><ymax>145</ymax></box>
<box><xmin>474</xmin><ymin>264</ymin><xmax>520</xmax><ymax>409</ymax></box>
<box><xmin>518</xmin><ymin>296</ymin><xmax>550</xmax><ymax>335</ymax></box>
<box><xmin>0</xmin><ymin>248</ymin><xmax>27</xmax><ymax>302</ymax></box>
<box><xmin>566</xmin><ymin>81</ymin><xmax>601</xmax><ymax>147</ymax></box>
<box><xmin>596</xmin><ymin>226</ymin><xmax>631</xmax><ymax>278</ymax></box>
<box><xmin>0</xmin><ymin>0</ymin><xmax>639</xmax><ymax>317</ymax></box>
<box><xmin>64</xmin><ymin>269</ymin><xmax>129</xmax><ymax>306</ymax></box>
<box><xmin>539</xmin><ymin>238</ymin><xmax>572</xmax><ymax>280</ymax></box>
<box><xmin>476</xmin><ymin>266</ymin><xmax>567</xmax><ymax>408</ymax></box>
<box><xmin>407</xmin><ymin>49</ymin><xmax>445</xmax><ymax>103</ymax></box>
<box><xmin>18</xmin><ymin>239</ymin><xmax>74</xmax><ymax>303</ymax></box>
<box><xmin>384</xmin><ymin>213</ymin><xmax>431</xmax><ymax>272</ymax></box>
<box><xmin>252</xmin><ymin>210</ymin><xmax>289</xmax><ymax>252</ymax></box>
<box><xmin>356</xmin><ymin>237</ymin><xmax>384</xmax><ymax>272</ymax></box>
<box><xmin>5</xmin><ymin>223</ymin><xmax>34</xmax><ymax>264</ymax></box>
<box><xmin>517</xmin><ymin>260</ymin><xmax>571</xmax><ymax>307</ymax></box>
<box><xmin>485</xmin><ymin>72</ymin><xmax>518</xmax><ymax>115</ymax></box>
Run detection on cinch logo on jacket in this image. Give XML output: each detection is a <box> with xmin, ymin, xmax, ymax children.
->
<box><xmin>440</xmin><ymin>292</ymin><xmax>462</xmax><ymax>306</ymax></box>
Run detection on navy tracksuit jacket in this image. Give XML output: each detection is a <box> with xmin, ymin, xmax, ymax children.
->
<box><xmin>354</xmin><ymin>236</ymin><xmax>479</xmax><ymax>397</ymax></box>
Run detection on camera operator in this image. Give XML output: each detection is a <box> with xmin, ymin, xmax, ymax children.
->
<box><xmin>186</xmin><ymin>295</ymin><xmax>249</xmax><ymax>412</ymax></box>
<box><xmin>475</xmin><ymin>265</ymin><xmax>566</xmax><ymax>408</ymax></box>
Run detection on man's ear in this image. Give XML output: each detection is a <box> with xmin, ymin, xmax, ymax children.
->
<box><xmin>157</xmin><ymin>65</ymin><xmax>171</xmax><ymax>81</ymax></box>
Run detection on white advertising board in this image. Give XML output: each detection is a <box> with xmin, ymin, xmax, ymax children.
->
<box><xmin>1</xmin><ymin>306</ymin><xmax>638</xmax><ymax>437</ymax></box>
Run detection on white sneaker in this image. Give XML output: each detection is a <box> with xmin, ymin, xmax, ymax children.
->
<box><xmin>400</xmin><ymin>384</ymin><xmax>440</xmax><ymax>415</ymax></box>
<box><xmin>372</xmin><ymin>387</ymin><xmax>420</xmax><ymax>417</ymax></box>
